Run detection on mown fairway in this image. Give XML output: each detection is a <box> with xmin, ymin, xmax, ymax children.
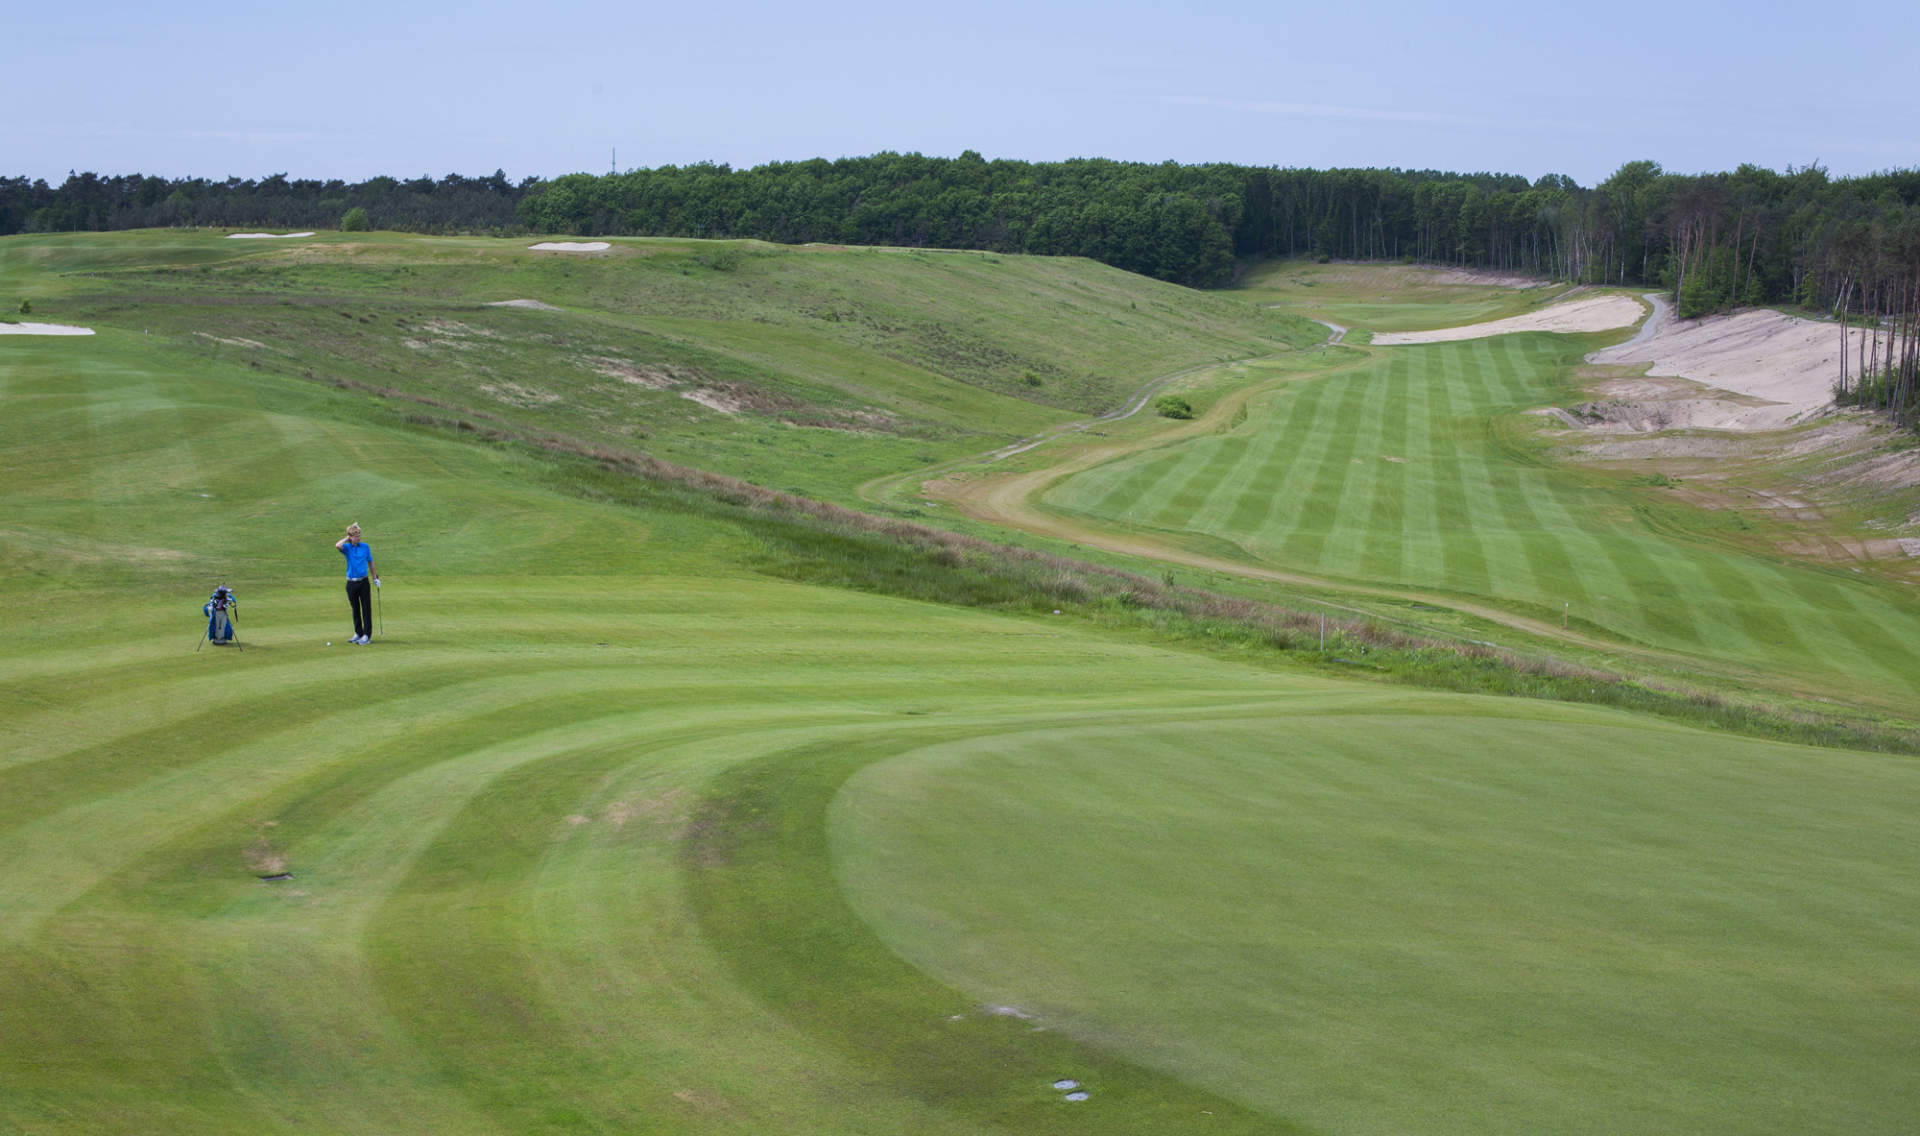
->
<box><xmin>5</xmin><ymin>235</ymin><xmax>1919</xmax><ymax>1133</ymax></box>
<box><xmin>1041</xmin><ymin>332</ymin><xmax>1920</xmax><ymax>704</ymax></box>
<box><xmin>836</xmin><ymin>707</ymin><xmax>1920</xmax><ymax>1135</ymax></box>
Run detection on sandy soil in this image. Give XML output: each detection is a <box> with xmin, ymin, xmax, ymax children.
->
<box><xmin>1372</xmin><ymin>294</ymin><xmax>1645</xmax><ymax>344</ymax></box>
<box><xmin>486</xmin><ymin>298</ymin><xmax>561</xmax><ymax>310</ymax></box>
<box><xmin>681</xmin><ymin>388</ymin><xmax>745</xmax><ymax>414</ymax></box>
<box><xmin>1281</xmin><ymin>263</ymin><xmax>1550</xmax><ymax>291</ymax></box>
<box><xmin>1587</xmin><ymin>308</ymin><xmax>1887</xmax><ymax>426</ymax></box>
<box><xmin>196</xmin><ymin>332</ymin><xmax>264</xmax><ymax>348</ymax></box>
<box><xmin>227</xmin><ymin>232</ymin><xmax>315</xmax><ymax>239</ymax></box>
<box><xmin>0</xmin><ymin>322</ymin><xmax>94</xmax><ymax>336</ymax></box>
<box><xmin>1425</xmin><ymin>267</ymin><xmax>1553</xmax><ymax>288</ymax></box>
<box><xmin>529</xmin><ymin>242</ymin><xmax>610</xmax><ymax>252</ymax></box>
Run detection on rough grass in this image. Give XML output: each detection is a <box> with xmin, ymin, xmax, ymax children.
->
<box><xmin>2</xmin><ymin>230</ymin><xmax>1320</xmax><ymax>501</ymax></box>
<box><xmin>1234</xmin><ymin>257</ymin><xmax>1574</xmax><ymax>332</ymax></box>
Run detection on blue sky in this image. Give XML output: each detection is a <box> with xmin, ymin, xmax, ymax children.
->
<box><xmin>8</xmin><ymin>0</ymin><xmax>1916</xmax><ymax>186</ymax></box>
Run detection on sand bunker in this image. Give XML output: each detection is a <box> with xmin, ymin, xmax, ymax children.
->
<box><xmin>1374</xmin><ymin>294</ymin><xmax>1645</xmax><ymax>344</ymax></box>
<box><xmin>485</xmin><ymin>298</ymin><xmax>561</xmax><ymax>311</ymax></box>
<box><xmin>227</xmin><ymin>232</ymin><xmax>315</xmax><ymax>239</ymax></box>
<box><xmin>1587</xmin><ymin>307</ymin><xmax>1882</xmax><ymax>428</ymax></box>
<box><xmin>529</xmin><ymin>241</ymin><xmax>610</xmax><ymax>252</ymax></box>
<box><xmin>0</xmin><ymin>322</ymin><xmax>94</xmax><ymax>336</ymax></box>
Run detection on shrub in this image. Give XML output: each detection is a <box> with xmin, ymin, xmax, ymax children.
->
<box><xmin>341</xmin><ymin>206</ymin><xmax>370</xmax><ymax>232</ymax></box>
<box><xmin>1154</xmin><ymin>394</ymin><xmax>1194</xmax><ymax>419</ymax></box>
<box><xmin>17</xmin><ymin>299</ymin><xmax>29</xmax><ymax>315</ymax></box>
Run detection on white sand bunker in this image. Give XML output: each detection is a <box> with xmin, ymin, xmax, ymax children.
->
<box><xmin>1588</xmin><ymin>308</ymin><xmax>1881</xmax><ymax>430</ymax></box>
<box><xmin>0</xmin><ymin>322</ymin><xmax>94</xmax><ymax>336</ymax></box>
<box><xmin>529</xmin><ymin>241</ymin><xmax>610</xmax><ymax>252</ymax></box>
<box><xmin>1373</xmin><ymin>294</ymin><xmax>1645</xmax><ymax>344</ymax></box>
<box><xmin>227</xmin><ymin>232</ymin><xmax>315</xmax><ymax>239</ymax></box>
<box><xmin>486</xmin><ymin>299</ymin><xmax>561</xmax><ymax>310</ymax></box>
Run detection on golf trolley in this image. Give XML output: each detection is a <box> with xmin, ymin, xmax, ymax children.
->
<box><xmin>197</xmin><ymin>584</ymin><xmax>241</xmax><ymax>651</ymax></box>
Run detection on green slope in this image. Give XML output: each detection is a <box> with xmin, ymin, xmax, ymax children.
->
<box><xmin>2</xmin><ymin>230</ymin><xmax>1321</xmax><ymax>500</ymax></box>
<box><xmin>5</xmin><ymin>237</ymin><xmax>1918</xmax><ymax>1134</ymax></box>
<box><xmin>1040</xmin><ymin>332</ymin><xmax>1920</xmax><ymax>704</ymax></box>
<box><xmin>835</xmin><ymin>704</ymin><xmax>1920</xmax><ymax>1135</ymax></box>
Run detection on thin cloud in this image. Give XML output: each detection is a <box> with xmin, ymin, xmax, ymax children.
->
<box><xmin>1159</xmin><ymin>94</ymin><xmax>1484</xmax><ymax>128</ymax></box>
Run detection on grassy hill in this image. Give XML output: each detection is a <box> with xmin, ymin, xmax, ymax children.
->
<box><xmin>2</xmin><ymin>231</ymin><xmax>1320</xmax><ymax>500</ymax></box>
<box><xmin>4</xmin><ymin>236</ymin><xmax>1919</xmax><ymax>1134</ymax></box>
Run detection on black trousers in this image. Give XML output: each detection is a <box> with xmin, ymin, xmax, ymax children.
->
<box><xmin>346</xmin><ymin>577</ymin><xmax>372</xmax><ymax>638</ymax></box>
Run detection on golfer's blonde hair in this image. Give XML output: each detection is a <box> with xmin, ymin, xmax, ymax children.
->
<box><xmin>346</xmin><ymin>522</ymin><xmax>362</xmax><ymax>537</ymax></box>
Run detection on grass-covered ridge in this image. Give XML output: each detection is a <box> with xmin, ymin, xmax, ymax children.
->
<box><xmin>1</xmin><ymin>230</ymin><xmax>1318</xmax><ymax>500</ymax></box>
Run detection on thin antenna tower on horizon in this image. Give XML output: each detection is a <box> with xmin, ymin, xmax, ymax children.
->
<box><xmin>611</xmin><ymin>148</ymin><xmax>616</xmax><ymax>175</ymax></box>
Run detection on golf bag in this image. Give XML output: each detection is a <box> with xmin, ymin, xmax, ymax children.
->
<box><xmin>203</xmin><ymin>585</ymin><xmax>238</xmax><ymax>645</ymax></box>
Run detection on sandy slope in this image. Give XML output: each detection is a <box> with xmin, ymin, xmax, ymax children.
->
<box><xmin>1372</xmin><ymin>294</ymin><xmax>1645</xmax><ymax>344</ymax></box>
<box><xmin>528</xmin><ymin>242</ymin><xmax>610</xmax><ymax>252</ymax></box>
<box><xmin>1588</xmin><ymin>307</ymin><xmax>1889</xmax><ymax>427</ymax></box>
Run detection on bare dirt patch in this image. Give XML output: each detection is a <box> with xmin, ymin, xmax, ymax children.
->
<box><xmin>1373</xmin><ymin>294</ymin><xmax>1644</xmax><ymax>344</ymax></box>
<box><xmin>480</xmin><ymin>381</ymin><xmax>561</xmax><ymax>408</ymax></box>
<box><xmin>486</xmin><ymin>298</ymin><xmax>562</xmax><ymax>311</ymax></box>
<box><xmin>196</xmin><ymin>332</ymin><xmax>266</xmax><ymax>349</ymax></box>
<box><xmin>582</xmin><ymin>354</ymin><xmax>897</xmax><ymax>431</ymax></box>
<box><xmin>244</xmin><ymin>822</ymin><xmax>286</xmax><ymax>876</ymax></box>
<box><xmin>529</xmin><ymin>241</ymin><xmax>610</xmax><ymax>253</ymax></box>
<box><xmin>682</xmin><ymin>388</ymin><xmax>748</xmax><ymax>414</ymax></box>
<box><xmin>1287</xmin><ymin>263</ymin><xmax>1549</xmax><ymax>290</ymax></box>
<box><xmin>587</xmin><ymin>356</ymin><xmax>695</xmax><ymax>389</ymax></box>
<box><xmin>228</xmin><ymin>232</ymin><xmax>315</xmax><ymax>240</ymax></box>
<box><xmin>422</xmin><ymin>318</ymin><xmax>495</xmax><ymax>339</ymax></box>
<box><xmin>1426</xmin><ymin>267</ymin><xmax>1553</xmax><ymax>288</ymax></box>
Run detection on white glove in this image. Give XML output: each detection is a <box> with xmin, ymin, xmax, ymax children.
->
<box><xmin>374</xmin><ymin>578</ymin><xmax>381</xmax><ymax>588</ymax></box>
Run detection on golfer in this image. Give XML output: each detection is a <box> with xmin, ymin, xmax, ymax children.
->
<box><xmin>334</xmin><ymin>523</ymin><xmax>380</xmax><ymax>644</ymax></box>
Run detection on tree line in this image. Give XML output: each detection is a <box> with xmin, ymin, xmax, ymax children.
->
<box><xmin>0</xmin><ymin>171</ymin><xmax>532</xmax><ymax>237</ymax></box>
<box><xmin>8</xmin><ymin>154</ymin><xmax>1918</xmax><ymax>423</ymax></box>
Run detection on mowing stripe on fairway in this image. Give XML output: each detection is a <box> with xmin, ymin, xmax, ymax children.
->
<box><xmin>834</xmin><ymin>706</ymin><xmax>1920</xmax><ymax>1136</ymax></box>
<box><xmin>1040</xmin><ymin>333</ymin><xmax>1920</xmax><ymax>703</ymax></box>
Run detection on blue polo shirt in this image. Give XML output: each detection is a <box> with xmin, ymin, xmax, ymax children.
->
<box><xmin>341</xmin><ymin>541</ymin><xmax>373</xmax><ymax>579</ymax></box>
